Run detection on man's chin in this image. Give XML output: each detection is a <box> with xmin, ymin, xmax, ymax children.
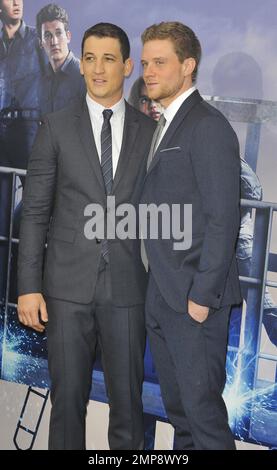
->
<box><xmin>10</xmin><ymin>16</ymin><xmax>22</xmax><ymax>23</ymax></box>
<box><xmin>148</xmin><ymin>92</ymin><xmax>160</xmax><ymax>102</ymax></box>
<box><xmin>51</xmin><ymin>53</ymin><xmax>63</xmax><ymax>62</ymax></box>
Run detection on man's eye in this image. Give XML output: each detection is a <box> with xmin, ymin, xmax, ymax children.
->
<box><xmin>140</xmin><ymin>97</ymin><xmax>150</xmax><ymax>105</ymax></box>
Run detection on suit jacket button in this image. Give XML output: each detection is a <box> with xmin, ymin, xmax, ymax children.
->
<box><xmin>96</xmin><ymin>238</ymin><xmax>102</xmax><ymax>244</ymax></box>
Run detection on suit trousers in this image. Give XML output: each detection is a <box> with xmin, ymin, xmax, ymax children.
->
<box><xmin>45</xmin><ymin>258</ymin><xmax>146</xmax><ymax>450</ymax></box>
<box><xmin>146</xmin><ymin>273</ymin><xmax>235</xmax><ymax>450</ymax></box>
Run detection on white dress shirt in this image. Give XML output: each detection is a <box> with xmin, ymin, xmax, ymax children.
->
<box><xmin>157</xmin><ymin>86</ymin><xmax>196</xmax><ymax>148</ymax></box>
<box><xmin>86</xmin><ymin>93</ymin><xmax>125</xmax><ymax>176</ymax></box>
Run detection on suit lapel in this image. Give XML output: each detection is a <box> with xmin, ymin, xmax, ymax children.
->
<box><xmin>112</xmin><ymin>101</ymin><xmax>139</xmax><ymax>193</ymax></box>
<box><xmin>147</xmin><ymin>90</ymin><xmax>203</xmax><ymax>176</ymax></box>
<box><xmin>75</xmin><ymin>97</ymin><xmax>106</xmax><ymax>194</ymax></box>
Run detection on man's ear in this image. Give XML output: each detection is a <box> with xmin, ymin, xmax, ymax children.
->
<box><xmin>66</xmin><ymin>30</ymin><xmax>72</xmax><ymax>44</ymax></box>
<box><xmin>124</xmin><ymin>58</ymin><xmax>134</xmax><ymax>78</ymax></box>
<box><xmin>80</xmin><ymin>58</ymin><xmax>84</xmax><ymax>76</ymax></box>
<box><xmin>182</xmin><ymin>57</ymin><xmax>196</xmax><ymax>78</ymax></box>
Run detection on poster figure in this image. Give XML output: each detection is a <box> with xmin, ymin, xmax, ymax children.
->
<box><xmin>0</xmin><ymin>0</ymin><xmax>44</xmax><ymax>169</ymax></box>
<box><xmin>36</xmin><ymin>3</ymin><xmax>85</xmax><ymax>115</ymax></box>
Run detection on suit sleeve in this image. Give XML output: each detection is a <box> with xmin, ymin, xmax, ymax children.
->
<box><xmin>188</xmin><ymin>115</ymin><xmax>241</xmax><ymax>309</ymax></box>
<box><xmin>17</xmin><ymin>116</ymin><xmax>57</xmax><ymax>295</ymax></box>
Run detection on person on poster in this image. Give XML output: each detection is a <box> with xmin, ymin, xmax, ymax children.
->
<box><xmin>0</xmin><ymin>0</ymin><xmax>45</xmax><ymax>301</ymax></box>
<box><xmin>0</xmin><ymin>0</ymin><xmax>44</xmax><ymax>169</ymax></box>
<box><xmin>140</xmin><ymin>21</ymin><xmax>241</xmax><ymax>449</ymax></box>
<box><xmin>17</xmin><ymin>22</ymin><xmax>155</xmax><ymax>450</ymax></box>
<box><xmin>36</xmin><ymin>3</ymin><xmax>85</xmax><ymax>114</ymax></box>
<box><xmin>211</xmin><ymin>52</ymin><xmax>277</xmax><ymax>348</ymax></box>
<box><xmin>128</xmin><ymin>75</ymin><xmax>161</xmax><ymax>120</ymax></box>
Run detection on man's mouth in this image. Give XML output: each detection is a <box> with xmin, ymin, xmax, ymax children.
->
<box><xmin>150</xmin><ymin>109</ymin><xmax>161</xmax><ymax>120</ymax></box>
<box><xmin>93</xmin><ymin>79</ymin><xmax>107</xmax><ymax>84</ymax></box>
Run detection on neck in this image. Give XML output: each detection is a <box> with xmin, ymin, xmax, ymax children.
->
<box><xmin>87</xmin><ymin>91</ymin><xmax>123</xmax><ymax>108</ymax></box>
<box><xmin>3</xmin><ymin>19</ymin><xmax>21</xmax><ymax>39</ymax></box>
<box><xmin>50</xmin><ymin>54</ymin><xmax>68</xmax><ymax>73</ymax></box>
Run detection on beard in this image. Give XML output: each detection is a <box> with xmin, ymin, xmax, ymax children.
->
<box><xmin>147</xmin><ymin>81</ymin><xmax>184</xmax><ymax>104</ymax></box>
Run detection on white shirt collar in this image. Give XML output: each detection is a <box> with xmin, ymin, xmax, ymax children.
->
<box><xmin>163</xmin><ymin>86</ymin><xmax>196</xmax><ymax>124</ymax></box>
<box><xmin>86</xmin><ymin>93</ymin><xmax>125</xmax><ymax>120</ymax></box>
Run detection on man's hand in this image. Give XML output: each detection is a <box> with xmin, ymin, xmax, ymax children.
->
<box><xmin>17</xmin><ymin>293</ymin><xmax>48</xmax><ymax>333</ymax></box>
<box><xmin>188</xmin><ymin>299</ymin><xmax>209</xmax><ymax>323</ymax></box>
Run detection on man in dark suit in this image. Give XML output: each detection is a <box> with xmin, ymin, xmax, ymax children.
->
<box><xmin>17</xmin><ymin>23</ymin><xmax>155</xmax><ymax>450</ymax></box>
<box><xmin>140</xmin><ymin>22</ymin><xmax>241</xmax><ymax>450</ymax></box>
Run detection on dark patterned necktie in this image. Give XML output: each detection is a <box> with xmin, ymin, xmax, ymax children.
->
<box><xmin>100</xmin><ymin>109</ymin><xmax>113</xmax><ymax>262</ymax></box>
<box><xmin>101</xmin><ymin>109</ymin><xmax>113</xmax><ymax>194</ymax></box>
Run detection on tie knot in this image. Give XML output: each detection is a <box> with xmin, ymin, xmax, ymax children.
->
<box><xmin>103</xmin><ymin>109</ymin><xmax>113</xmax><ymax>121</ymax></box>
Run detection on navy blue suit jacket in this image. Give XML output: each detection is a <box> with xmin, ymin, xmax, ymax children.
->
<box><xmin>141</xmin><ymin>90</ymin><xmax>242</xmax><ymax>313</ymax></box>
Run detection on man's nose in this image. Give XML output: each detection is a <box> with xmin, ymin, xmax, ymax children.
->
<box><xmin>94</xmin><ymin>60</ymin><xmax>105</xmax><ymax>74</ymax></box>
<box><xmin>144</xmin><ymin>64</ymin><xmax>155</xmax><ymax>78</ymax></box>
<box><xmin>51</xmin><ymin>35</ymin><xmax>58</xmax><ymax>46</ymax></box>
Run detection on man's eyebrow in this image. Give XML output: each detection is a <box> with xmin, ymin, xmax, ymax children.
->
<box><xmin>141</xmin><ymin>56</ymin><xmax>166</xmax><ymax>61</ymax></box>
<box><xmin>83</xmin><ymin>53</ymin><xmax>117</xmax><ymax>58</ymax></box>
<box><xmin>44</xmin><ymin>28</ymin><xmax>62</xmax><ymax>35</ymax></box>
<box><xmin>103</xmin><ymin>53</ymin><xmax>117</xmax><ymax>58</ymax></box>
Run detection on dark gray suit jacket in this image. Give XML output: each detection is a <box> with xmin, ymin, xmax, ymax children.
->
<box><xmin>141</xmin><ymin>90</ymin><xmax>242</xmax><ymax>313</ymax></box>
<box><xmin>18</xmin><ymin>98</ymin><xmax>156</xmax><ymax>306</ymax></box>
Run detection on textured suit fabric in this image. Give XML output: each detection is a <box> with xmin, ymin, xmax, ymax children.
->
<box><xmin>46</xmin><ymin>260</ymin><xmax>145</xmax><ymax>450</ymax></box>
<box><xmin>18</xmin><ymin>97</ymin><xmax>156</xmax><ymax>449</ymax></box>
<box><xmin>141</xmin><ymin>90</ymin><xmax>241</xmax><ymax>313</ymax></box>
<box><xmin>18</xmin><ymin>98</ymin><xmax>155</xmax><ymax>306</ymax></box>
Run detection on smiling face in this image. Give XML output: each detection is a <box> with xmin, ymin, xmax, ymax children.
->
<box><xmin>80</xmin><ymin>35</ymin><xmax>133</xmax><ymax>107</ymax></box>
<box><xmin>141</xmin><ymin>38</ymin><xmax>195</xmax><ymax>108</ymax></box>
<box><xmin>0</xmin><ymin>0</ymin><xmax>23</xmax><ymax>23</ymax></box>
<box><xmin>41</xmin><ymin>20</ymin><xmax>71</xmax><ymax>71</ymax></box>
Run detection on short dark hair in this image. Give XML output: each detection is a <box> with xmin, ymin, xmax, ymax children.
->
<box><xmin>36</xmin><ymin>3</ymin><xmax>69</xmax><ymax>39</ymax></box>
<box><xmin>81</xmin><ymin>23</ymin><xmax>130</xmax><ymax>62</ymax></box>
<box><xmin>141</xmin><ymin>21</ymin><xmax>201</xmax><ymax>82</ymax></box>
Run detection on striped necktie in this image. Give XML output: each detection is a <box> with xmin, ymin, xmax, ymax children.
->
<box><xmin>100</xmin><ymin>109</ymin><xmax>113</xmax><ymax>262</ymax></box>
<box><xmin>101</xmin><ymin>109</ymin><xmax>113</xmax><ymax>194</ymax></box>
